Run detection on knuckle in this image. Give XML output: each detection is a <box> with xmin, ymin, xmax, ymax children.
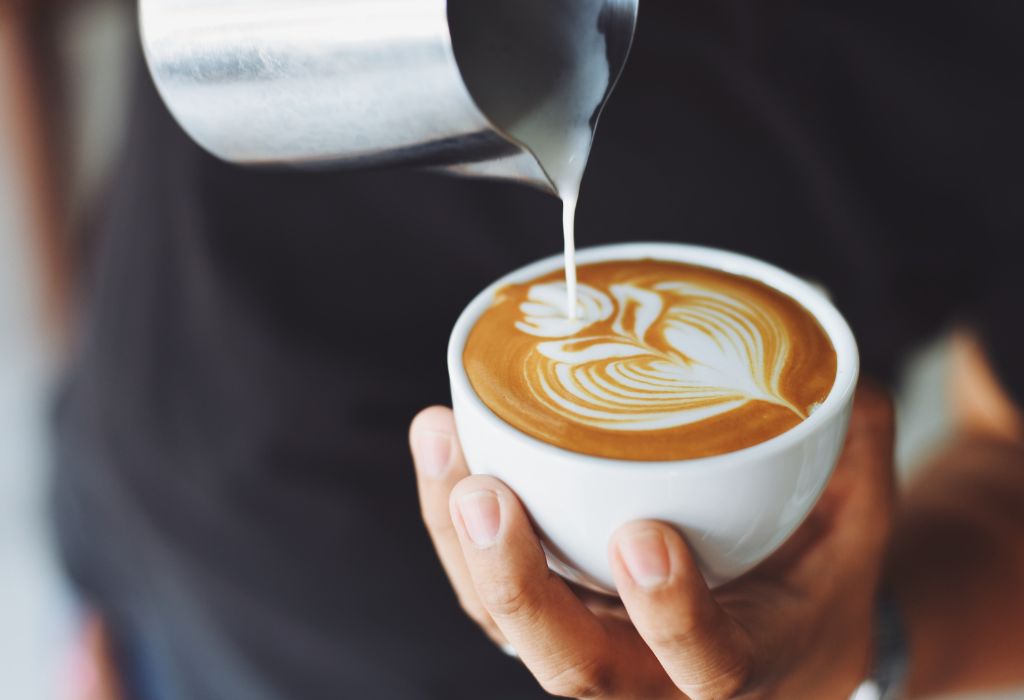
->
<box><xmin>647</xmin><ymin>604</ymin><xmax>714</xmax><ymax>649</ymax></box>
<box><xmin>644</xmin><ymin>614</ymin><xmax>753</xmax><ymax>700</ymax></box>
<box><xmin>648</xmin><ymin>627</ymin><xmax>694</xmax><ymax>651</ymax></box>
<box><xmin>686</xmin><ymin>661</ymin><xmax>751</xmax><ymax>700</ymax></box>
<box><xmin>539</xmin><ymin>656</ymin><xmax>612</xmax><ymax>699</ymax></box>
<box><xmin>479</xmin><ymin>574</ymin><xmax>540</xmax><ymax>621</ymax></box>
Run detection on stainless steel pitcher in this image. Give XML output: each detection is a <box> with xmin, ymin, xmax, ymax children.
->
<box><xmin>139</xmin><ymin>0</ymin><xmax>639</xmax><ymax>194</ymax></box>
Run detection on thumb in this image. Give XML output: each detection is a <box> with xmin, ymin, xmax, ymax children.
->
<box><xmin>610</xmin><ymin>522</ymin><xmax>753</xmax><ymax>700</ymax></box>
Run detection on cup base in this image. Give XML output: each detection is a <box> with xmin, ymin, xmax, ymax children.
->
<box><xmin>543</xmin><ymin>544</ymin><xmax>617</xmax><ymax>596</ymax></box>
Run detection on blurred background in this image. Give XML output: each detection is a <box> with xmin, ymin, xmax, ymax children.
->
<box><xmin>1</xmin><ymin>2</ymin><xmax>130</xmax><ymax>696</ymax></box>
<box><xmin>0</xmin><ymin>2</ymin><xmax>1020</xmax><ymax>699</ymax></box>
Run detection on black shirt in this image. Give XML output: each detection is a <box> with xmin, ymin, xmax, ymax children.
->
<box><xmin>54</xmin><ymin>2</ymin><xmax>1024</xmax><ymax>698</ymax></box>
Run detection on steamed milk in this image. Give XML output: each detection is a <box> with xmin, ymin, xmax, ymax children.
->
<box><xmin>449</xmin><ymin>0</ymin><xmax>613</xmax><ymax>319</ymax></box>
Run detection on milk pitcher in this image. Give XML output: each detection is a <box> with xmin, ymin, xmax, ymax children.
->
<box><xmin>139</xmin><ymin>0</ymin><xmax>639</xmax><ymax>194</ymax></box>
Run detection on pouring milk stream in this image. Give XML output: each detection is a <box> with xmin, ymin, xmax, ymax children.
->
<box><xmin>451</xmin><ymin>0</ymin><xmax>615</xmax><ymax>320</ymax></box>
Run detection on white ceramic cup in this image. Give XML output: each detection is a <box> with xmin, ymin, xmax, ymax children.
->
<box><xmin>448</xmin><ymin>242</ymin><xmax>859</xmax><ymax>593</ymax></box>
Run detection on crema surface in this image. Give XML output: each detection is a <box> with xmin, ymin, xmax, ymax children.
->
<box><xmin>465</xmin><ymin>260</ymin><xmax>837</xmax><ymax>460</ymax></box>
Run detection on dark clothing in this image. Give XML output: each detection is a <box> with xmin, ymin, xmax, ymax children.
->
<box><xmin>54</xmin><ymin>2</ymin><xmax>1024</xmax><ymax>699</ymax></box>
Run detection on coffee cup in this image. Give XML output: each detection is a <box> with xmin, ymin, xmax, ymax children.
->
<box><xmin>448</xmin><ymin>242</ymin><xmax>859</xmax><ymax>593</ymax></box>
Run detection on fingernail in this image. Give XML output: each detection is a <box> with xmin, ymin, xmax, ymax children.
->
<box><xmin>458</xmin><ymin>490</ymin><xmax>501</xmax><ymax>547</ymax></box>
<box><xmin>413</xmin><ymin>429</ymin><xmax>452</xmax><ymax>478</ymax></box>
<box><xmin>618</xmin><ymin>529</ymin><xmax>670</xmax><ymax>589</ymax></box>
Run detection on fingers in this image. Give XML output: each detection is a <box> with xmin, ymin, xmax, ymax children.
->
<box><xmin>450</xmin><ymin>476</ymin><xmax>617</xmax><ymax>698</ymax></box>
<box><xmin>844</xmin><ymin>381</ymin><xmax>896</xmax><ymax>494</ymax></box>
<box><xmin>610</xmin><ymin>522</ymin><xmax>753</xmax><ymax>700</ymax></box>
<box><xmin>833</xmin><ymin>381</ymin><xmax>895</xmax><ymax>475</ymax></box>
<box><xmin>831</xmin><ymin>382</ymin><xmax>897</xmax><ymax>544</ymax></box>
<box><xmin>410</xmin><ymin>407</ymin><xmax>501</xmax><ymax>642</ymax></box>
<box><xmin>774</xmin><ymin>381</ymin><xmax>896</xmax><ymax>586</ymax></box>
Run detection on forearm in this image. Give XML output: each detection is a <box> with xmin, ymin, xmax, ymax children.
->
<box><xmin>889</xmin><ymin>434</ymin><xmax>1024</xmax><ymax>697</ymax></box>
<box><xmin>0</xmin><ymin>0</ymin><xmax>70</xmax><ymax>330</ymax></box>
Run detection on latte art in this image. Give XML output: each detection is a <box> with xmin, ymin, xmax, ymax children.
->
<box><xmin>465</xmin><ymin>260</ymin><xmax>837</xmax><ymax>460</ymax></box>
<box><xmin>521</xmin><ymin>279</ymin><xmax>805</xmax><ymax>431</ymax></box>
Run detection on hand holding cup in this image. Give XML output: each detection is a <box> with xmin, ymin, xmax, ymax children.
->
<box><xmin>410</xmin><ymin>384</ymin><xmax>895</xmax><ymax>699</ymax></box>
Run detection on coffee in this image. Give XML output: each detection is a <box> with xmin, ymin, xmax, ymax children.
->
<box><xmin>464</xmin><ymin>259</ymin><xmax>837</xmax><ymax>460</ymax></box>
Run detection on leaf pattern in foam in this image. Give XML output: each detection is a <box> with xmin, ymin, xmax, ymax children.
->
<box><xmin>656</xmin><ymin>281</ymin><xmax>794</xmax><ymax>407</ymax></box>
<box><xmin>515</xmin><ymin>278</ymin><xmax>805</xmax><ymax>431</ymax></box>
<box><xmin>610</xmin><ymin>283</ymin><xmax>664</xmax><ymax>343</ymax></box>
<box><xmin>515</xmin><ymin>282</ymin><xmax>613</xmax><ymax>338</ymax></box>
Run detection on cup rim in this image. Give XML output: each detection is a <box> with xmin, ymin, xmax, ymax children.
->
<box><xmin>448</xmin><ymin>242</ymin><xmax>860</xmax><ymax>471</ymax></box>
